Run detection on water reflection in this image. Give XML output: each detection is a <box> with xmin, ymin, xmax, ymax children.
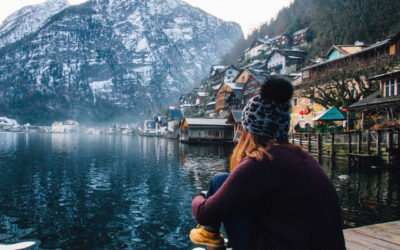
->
<box><xmin>321</xmin><ymin>158</ymin><xmax>400</xmax><ymax>229</ymax></box>
<box><xmin>179</xmin><ymin>143</ymin><xmax>233</xmax><ymax>190</ymax></box>
<box><xmin>0</xmin><ymin>133</ymin><xmax>399</xmax><ymax>249</ymax></box>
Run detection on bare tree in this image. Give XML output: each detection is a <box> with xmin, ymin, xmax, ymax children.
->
<box><xmin>299</xmin><ymin>52</ymin><xmax>399</xmax><ymax>108</ymax></box>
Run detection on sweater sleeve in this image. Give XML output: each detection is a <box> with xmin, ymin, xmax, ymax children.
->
<box><xmin>191</xmin><ymin>157</ymin><xmax>284</xmax><ymax>226</ymax></box>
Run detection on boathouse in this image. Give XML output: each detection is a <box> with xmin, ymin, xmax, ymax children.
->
<box><xmin>226</xmin><ymin>110</ymin><xmax>243</xmax><ymax>142</ymax></box>
<box><xmin>180</xmin><ymin>118</ymin><xmax>233</xmax><ymax>143</ymax></box>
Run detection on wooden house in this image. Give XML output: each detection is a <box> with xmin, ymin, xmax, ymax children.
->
<box><xmin>326</xmin><ymin>44</ymin><xmax>369</xmax><ymax>61</ymax></box>
<box><xmin>349</xmin><ymin>69</ymin><xmax>400</xmax><ymax>130</ymax></box>
<box><xmin>210</xmin><ymin>65</ymin><xmax>227</xmax><ymax>87</ymax></box>
<box><xmin>226</xmin><ymin>110</ymin><xmax>243</xmax><ymax>142</ymax></box>
<box><xmin>226</xmin><ymin>89</ymin><xmax>243</xmax><ymax>110</ymax></box>
<box><xmin>267</xmin><ymin>49</ymin><xmax>307</xmax><ymax>75</ymax></box>
<box><xmin>210</xmin><ymin>65</ymin><xmax>239</xmax><ymax>89</ymax></box>
<box><xmin>301</xmin><ymin>32</ymin><xmax>400</xmax><ymax>85</ymax></box>
<box><xmin>234</xmin><ymin>69</ymin><xmax>253</xmax><ymax>84</ymax></box>
<box><xmin>268</xmin><ymin>34</ymin><xmax>289</xmax><ymax>48</ymax></box>
<box><xmin>180</xmin><ymin>118</ymin><xmax>233</xmax><ymax>143</ymax></box>
<box><xmin>215</xmin><ymin>82</ymin><xmax>244</xmax><ymax>117</ymax></box>
<box><xmin>244</xmin><ymin>38</ymin><xmax>271</xmax><ymax>61</ymax></box>
<box><xmin>292</xmin><ymin>27</ymin><xmax>311</xmax><ymax>47</ymax></box>
<box><xmin>242</xmin><ymin>59</ymin><xmax>269</xmax><ymax>71</ymax></box>
<box><xmin>242</xmin><ymin>71</ymin><xmax>268</xmax><ymax>105</ymax></box>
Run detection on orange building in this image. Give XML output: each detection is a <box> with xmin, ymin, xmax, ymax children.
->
<box><xmin>215</xmin><ymin>83</ymin><xmax>244</xmax><ymax>117</ymax></box>
<box><xmin>234</xmin><ymin>69</ymin><xmax>253</xmax><ymax>84</ymax></box>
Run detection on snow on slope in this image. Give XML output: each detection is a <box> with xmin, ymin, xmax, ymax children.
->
<box><xmin>0</xmin><ymin>0</ymin><xmax>69</xmax><ymax>47</ymax></box>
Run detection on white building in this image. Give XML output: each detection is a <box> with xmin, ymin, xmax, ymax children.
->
<box><xmin>267</xmin><ymin>49</ymin><xmax>306</xmax><ymax>75</ymax></box>
<box><xmin>223</xmin><ymin>65</ymin><xmax>240</xmax><ymax>83</ymax></box>
<box><xmin>52</xmin><ymin>120</ymin><xmax>79</xmax><ymax>133</ymax></box>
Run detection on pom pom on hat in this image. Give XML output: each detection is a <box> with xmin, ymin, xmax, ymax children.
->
<box><xmin>260</xmin><ymin>77</ymin><xmax>294</xmax><ymax>103</ymax></box>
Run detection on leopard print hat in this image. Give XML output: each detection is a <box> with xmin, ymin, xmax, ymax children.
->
<box><xmin>241</xmin><ymin>77</ymin><xmax>293</xmax><ymax>138</ymax></box>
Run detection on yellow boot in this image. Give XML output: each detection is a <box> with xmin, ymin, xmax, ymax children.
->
<box><xmin>190</xmin><ymin>225</ymin><xmax>225</xmax><ymax>248</ymax></box>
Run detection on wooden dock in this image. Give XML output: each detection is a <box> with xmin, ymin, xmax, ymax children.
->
<box><xmin>344</xmin><ymin>221</ymin><xmax>400</xmax><ymax>249</ymax></box>
<box><xmin>289</xmin><ymin>129</ymin><xmax>400</xmax><ymax>165</ymax></box>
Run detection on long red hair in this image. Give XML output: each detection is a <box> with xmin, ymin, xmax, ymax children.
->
<box><xmin>230</xmin><ymin>130</ymin><xmax>275</xmax><ymax>172</ymax></box>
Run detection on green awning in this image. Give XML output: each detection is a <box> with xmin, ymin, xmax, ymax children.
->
<box><xmin>312</xmin><ymin>107</ymin><xmax>357</xmax><ymax>121</ymax></box>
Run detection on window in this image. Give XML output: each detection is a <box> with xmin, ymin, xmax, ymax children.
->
<box><xmin>385</xmin><ymin>80</ymin><xmax>390</xmax><ymax>97</ymax></box>
<box><xmin>385</xmin><ymin>80</ymin><xmax>396</xmax><ymax>97</ymax></box>
<box><xmin>397</xmin><ymin>78</ymin><xmax>400</xmax><ymax>95</ymax></box>
<box><xmin>242</xmin><ymin>76</ymin><xmax>245</xmax><ymax>81</ymax></box>
<box><xmin>390</xmin><ymin>79</ymin><xmax>395</xmax><ymax>96</ymax></box>
<box><xmin>293</xmin><ymin>98</ymin><xmax>298</xmax><ymax>106</ymax></box>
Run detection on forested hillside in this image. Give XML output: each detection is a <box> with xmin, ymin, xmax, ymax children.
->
<box><xmin>221</xmin><ymin>0</ymin><xmax>400</xmax><ymax>64</ymax></box>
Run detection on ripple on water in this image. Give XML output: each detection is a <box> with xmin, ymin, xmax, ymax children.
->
<box><xmin>89</xmin><ymin>185</ymin><xmax>111</xmax><ymax>191</ymax></box>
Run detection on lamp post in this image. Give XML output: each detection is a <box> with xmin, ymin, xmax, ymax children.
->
<box><xmin>343</xmin><ymin>109</ymin><xmax>350</xmax><ymax>131</ymax></box>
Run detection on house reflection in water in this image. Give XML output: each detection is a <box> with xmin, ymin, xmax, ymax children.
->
<box><xmin>179</xmin><ymin>142</ymin><xmax>233</xmax><ymax>190</ymax></box>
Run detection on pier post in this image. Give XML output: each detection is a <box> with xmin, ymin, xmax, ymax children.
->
<box><xmin>397</xmin><ymin>130</ymin><xmax>400</xmax><ymax>149</ymax></box>
<box><xmin>308</xmin><ymin>134</ymin><xmax>312</xmax><ymax>153</ymax></box>
<box><xmin>357</xmin><ymin>131</ymin><xmax>362</xmax><ymax>154</ymax></box>
<box><xmin>299</xmin><ymin>134</ymin><xmax>303</xmax><ymax>147</ymax></box>
<box><xmin>367</xmin><ymin>130</ymin><xmax>371</xmax><ymax>155</ymax></box>
<box><xmin>331</xmin><ymin>132</ymin><xmax>335</xmax><ymax>157</ymax></box>
<box><xmin>317</xmin><ymin>134</ymin><xmax>322</xmax><ymax>157</ymax></box>
<box><xmin>387</xmin><ymin>130</ymin><xmax>393</xmax><ymax>164</ymax></box>
<box><xmin>376</xmin><ymin>130</ymin><xmax>381</xmax><ymax>156</ymax></box>
<box><xmin>348</xmin><ymin>132</ymin><xmax>352</xmax><ymax>154</ymax></box>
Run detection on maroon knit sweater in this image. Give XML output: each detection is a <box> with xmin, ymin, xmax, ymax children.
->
<box><xmin>192</xmin><ymin>145</ymin><xmax>345</xmax><ymax>250</ymax></box>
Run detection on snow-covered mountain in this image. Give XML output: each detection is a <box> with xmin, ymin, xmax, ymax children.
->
<box><xmin>0</xmin><ymin>0</ymin><xmax>70</xmax><ymax>47</ymax></box>
<box><xmin>0</xmin><ymin>0</ymin><xmax>243</xmax><ymax>124</ymax></box>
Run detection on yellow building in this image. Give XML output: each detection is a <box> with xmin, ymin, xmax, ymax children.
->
<box><xmin>234</xmin><ymin>69</ymin><xmax>252</xmax><ymax>84</ymax></box>
<box><xmin>290</xmin><ymin>89</ymin><xmax>325</xmax><ymax>132</ymax></box>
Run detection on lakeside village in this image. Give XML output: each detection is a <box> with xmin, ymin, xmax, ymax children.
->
<box><xmin>1</xmin><ymin>27</ymin><xmax>400</xmax><ymax>164</ymax></box>
<box><xmin>140</xmin><ymin>28</ymin><xmax>400</xmax><ymax>139</ymax></box>
<box><xmin>140</xmin><ymin>27</ymin><xmax>400</xmax><ymax>165</ymax></box>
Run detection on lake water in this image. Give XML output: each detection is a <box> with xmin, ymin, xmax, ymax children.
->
<box><xmin>0</xmin><ymin>132</ymin><xmax>399</xmax><ymax>249</ymax></box>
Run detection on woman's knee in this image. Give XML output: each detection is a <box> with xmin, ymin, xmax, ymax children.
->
<box><xmin>210</xmin><ymin>173</ymin><xmax>229</xmax><ymax>189</ymax></box>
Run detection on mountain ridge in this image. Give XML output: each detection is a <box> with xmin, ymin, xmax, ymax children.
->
<box><xmin>0</xmin><ymin>0</ymin><xmax>243</xmax><ymax>124</ymax></box>
<box><xmin>0</xmin><ymin>0</ymin><xmax>70</xmax><ymax>48</ymax></box>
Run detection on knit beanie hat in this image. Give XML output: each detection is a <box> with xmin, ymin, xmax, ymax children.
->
<box><xmin>242</xmin><ymin>77</ymin><xmax>293</xmax><ymax>138</ymax></box>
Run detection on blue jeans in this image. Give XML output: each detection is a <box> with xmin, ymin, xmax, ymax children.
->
<box><xmin>205</xmin><ymin>173</ymin><xmax>250</xmax><ymax>250</ymax></box>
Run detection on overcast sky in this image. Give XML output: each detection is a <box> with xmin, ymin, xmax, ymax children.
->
<box><xmin>0</xmin><ymin>0</ymin><xmax>293</xmax><ymax>36</ymax></box>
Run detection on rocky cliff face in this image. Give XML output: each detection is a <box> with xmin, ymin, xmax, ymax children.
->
<box><xmin>0</xmin><ymin>0</ymin><xmax>70</xmax><ymax>48</ymax></box>
<box><xmin>0</xmin><ymin>0</ymin><xmax>242</xmax><ymax>124</ymax></box>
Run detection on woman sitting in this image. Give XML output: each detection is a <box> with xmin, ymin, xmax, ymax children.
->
<box><xmin>190</xmin><ymin>77</ymin><xmax>345</xmax><ymax>250</ymax></box>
